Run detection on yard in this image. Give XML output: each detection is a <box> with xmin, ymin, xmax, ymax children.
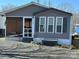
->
<box><xmin>0</xmin><ymin>38</ymin><xmax>79</xmax><ymax>59</ymax></box>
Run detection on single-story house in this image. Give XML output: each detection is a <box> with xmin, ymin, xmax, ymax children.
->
<box><xmin>3</xmin><ymin>2</ymin><xmax>72</xmax><ymax>45</ymax></box>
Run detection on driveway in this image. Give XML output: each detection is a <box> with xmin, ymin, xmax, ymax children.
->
<box><xmin>0</xmin><ymin>38</ymin><xmax>79</xmax><ymax>59</ymax></box>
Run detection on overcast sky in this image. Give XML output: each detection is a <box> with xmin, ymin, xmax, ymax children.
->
<box><xmin>0</xmin><ymin>0</ymin><xmax>79</xmax><ymax>12</ymax></box>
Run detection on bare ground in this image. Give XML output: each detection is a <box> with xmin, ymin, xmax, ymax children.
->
<box><xmin>0</xmin><ymin>38</ymin><xmax>79</xmax><ymax>59</ymax></box>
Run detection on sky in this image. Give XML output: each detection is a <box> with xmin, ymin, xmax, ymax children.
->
<box><xmin>0</xmin><ymin>0</ymin><xmax>79</xmax><ymax>12</ymax></box>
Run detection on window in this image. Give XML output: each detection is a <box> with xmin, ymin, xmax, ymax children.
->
<box><xmin>47</xmin><ymin>17</ymin><xmax>54</xmax><ymax>33</ymax></box>
<box><xmin>39</xmin><ymin>17</ymin><xmax>46</xmax><ymax>32</ymax></box>
<box><xmin>56</xmin><ymin>17</ymin><xmax>63</xmax><ymax>34</ymax></box>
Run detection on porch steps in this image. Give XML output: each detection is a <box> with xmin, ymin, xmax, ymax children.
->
<box><xmin>22</xmin><ymin>38</ymin><xmax>33</xmax><ymax>43</ymax></box>
<box><xmin>42</xmin><ymin>40</ymin><xmax>57</xmax><ymax>46</ymax></box>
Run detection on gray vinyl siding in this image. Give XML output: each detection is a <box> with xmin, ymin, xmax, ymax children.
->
<box><xmin>34</xmin><ymin>10</ymin><xmax>71</xmax><ymax>39</ymax></box>
<box><xmin>5</xmin><ymin>4</ymin><xmax>71</xmax><ymax>39</ymax></box>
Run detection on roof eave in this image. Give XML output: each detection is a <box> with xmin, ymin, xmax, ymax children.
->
<box><xmin>50</xmin><ymin>8</ymin><xmax>72</xmax><ymax>16</ymax></box>
<box><xmin>4</xmin><ymin>2</ymin><xmax>49</xmax><ymax>14</ymax></box>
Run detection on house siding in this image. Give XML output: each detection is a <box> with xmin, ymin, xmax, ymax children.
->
<box><xmin>5</xmin><ymin>4</ymin><xmax>71</xmax><ymax>40</ymax></box>
<box><xmin>34</xmin><ymin>10</ymin><xmax>71</xmax><ymax>39</ymax></box>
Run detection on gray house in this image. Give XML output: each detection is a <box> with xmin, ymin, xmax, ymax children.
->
<box><xmin>4</xmin><ymin>2</ymin><xmax>72</xmax><ymax>44</ymax></box>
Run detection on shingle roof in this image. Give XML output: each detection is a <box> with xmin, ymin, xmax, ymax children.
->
<box><xmin>3</xmin><ymin>2</ymin><xmax>72</xmax><ymax>15</ymax></box>
<box><xmin>34</xmin><ymin>8</ymin><xmax>72</xmax><ymax>15</ymax></box>
<box><xmin>4</xmin><ymin>2</ymin><xmax>49</xmax><ymax>14</ymax></box>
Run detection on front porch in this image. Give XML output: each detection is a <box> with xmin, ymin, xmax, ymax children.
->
<box><xmin>5</xmin><ymin>16</ymin><xmax>35</xmax><ymax>41</ymax></box>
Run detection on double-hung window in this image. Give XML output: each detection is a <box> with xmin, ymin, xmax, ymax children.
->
<box><xmin>56</xmin><ymin>17</ymin><xmax>63</xmax><ymax>34</ymax></box>
<box><xmin>47</xmin><ymin>17</ymin><xmax>54</xmax><ymax>33</ymax></box>
<box><xmin>39</xmin><ymin>16</ymin><xmax>46</xmax><ymax>32</ymax></box>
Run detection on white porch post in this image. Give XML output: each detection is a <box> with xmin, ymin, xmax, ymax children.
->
<box><xmin>23</xmin><ymin>17</ymin><xmax>25</xmax><ymax>37</ymax></box>
<box><xmin>69</xmin><ymin>17</ymin><xmax>72</xmax><ymax>49</ymax></box>
<box><xmin>32</xmin><ymin>16</ymin><xmax>35</xmax><ymax>38</ymax></box>
<box><xmin>5</xmin><ymin>16</ymin><xmax>6</xmax><ymax>37</ymax></box>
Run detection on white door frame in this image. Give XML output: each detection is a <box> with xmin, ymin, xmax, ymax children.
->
<box><xmin>23</xmin><ymin>16</ymin><xmax>35</xmax><ymax>38</ymax></box>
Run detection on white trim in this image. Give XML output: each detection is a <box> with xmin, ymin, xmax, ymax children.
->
<box><xmin>39</xmin><ymin>16</ymin><xmax>46</xmax><ymax>33</ymax></box>
<box><xmin>6</xmin><ymin>16</ymin><xmax>33</xmax><ymax>18</ymax></box>
<box><xmin>23</xmin><ymin>17</ymin><xmax>25</xmax><ymax>37</ymax></box>
<box><xmin>47</xmin><ymin>16</ymin><xmax>54</xmax><ymax>33</ymax></box>
<box><xmin>32</xmin><ymin>16</ymin><xmax>35</xmax><ymax>37</ymax></box>
<box><xmin>6</xmin><ymin>16</ymin><xmax>23</xmax><ymax>17</ymax></box>
<box><xmin>23</xmin><ymin>16</ymin><xmax>33</xmax><ymax>38</ymax></box>
<box><xmin>23</xmin><ymin>16</ymin><xmax>33</xmax><ymax>18</ymax></box>
<box><xmin>69</xmin><ymin>16</ymin><xmax>72</xmax><ymax>49</ymax></box>
<box><xmin>5</xmin><ymin>16</ymin><xmax>6</xmax><ymax>37</ymax></box>
<box><xmin>55</xmin><ymin>17</ymin><xmax>63</xmax><ymax>34</ymax></box>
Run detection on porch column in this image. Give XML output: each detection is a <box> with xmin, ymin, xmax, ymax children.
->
<box><xmin>32</xmin><ymin>16</ymin><xmax>35</xmax><ymax>37</ymax></box>
<box><xmin>69</xmin><ymin>17</ymin><xmax>72</xmax><ymax>49</ymax></box>
<box><xmin>23</xmin><ymin>17</ymin><xmax>25</xmax><ymax>37</ymax></box>
<box><xmin>5</xmin><ymin>16</ymin><xmax>6</xmax><ymax>37</ymax></box>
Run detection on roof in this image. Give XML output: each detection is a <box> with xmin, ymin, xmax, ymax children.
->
<box><xmin>34</xmin><ymin>8</ymin><xmax>72</xmax><ymax>15</ymax></box>
<box><xmin>0</xmin><ymin>12</ymin><xmax>5</xmax><ymax>16</ymax></box>
<box><xmin>3</xmin><ymin>2</ymin><xmax>72</xmax><ymax>15</ymax></box>
<box><xmin>4</xmin><ymin>2</ymin><xmax>49</xmax><ymax>14</ymax></box>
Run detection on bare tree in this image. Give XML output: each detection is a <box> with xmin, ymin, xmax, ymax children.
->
<box><xmin>59</xmin><ymin>2</ymin><xmax>74</xmax><ymax>13</ymax></box>
<box><xmin>32</xmin><ymin>0</ymin><xmax>40</xmax><ymax>3</ymax></box>
<box><xmin>1</xmin><ymin>3</ymin><xmax>16</xmax><ymax>12</ymax></box>
<box><xmin>58</xmin><ymin>2</ymin><xmax>77</xmax><ymax>33</ymax></box>
<box><xmin>72</xmin><ymin>12</ymin><xmax>79</xmax><ymax>33</ymax></box>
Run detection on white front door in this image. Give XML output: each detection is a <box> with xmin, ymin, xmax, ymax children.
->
<box><xmin>23</xmin><ymin>16</ymin><xmax>35</xmax><ymax>38</ymax></box>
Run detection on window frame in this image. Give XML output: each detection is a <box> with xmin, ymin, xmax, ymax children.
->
<box><xmin>39</xmin><ymin>16</ymin><xmax>46</xmax><ymax>33</ymax></box>
<box><xmin>47</xmin><ymin>16</ymin><xmax>54</xmax><ymax>33</ymax></box>
<box><xmin>56</xmin><ymin>17</ymin><xmax>63</xmax><ymax>34</ymax></box>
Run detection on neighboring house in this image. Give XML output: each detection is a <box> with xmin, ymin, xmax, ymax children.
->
<box><xmin>75</xmin><ymin>24</ymin><xmax>79</xmax><ymax>34</ymax></box>
<box><xmin>3</xmin><ymin>2</ymin><xmax>72</xmax><ymax>44</ymax></box>
<box><xmin>0</xmin><ymin>13</ymin><xmax>6</xmax><ymax>37</ymax></box>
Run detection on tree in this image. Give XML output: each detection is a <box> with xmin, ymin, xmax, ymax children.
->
<box><xmin>1</xmin><ymin>3</ymin><xmax>16</xmax><ymax>12</ymax></box>
<box><xmin>72</xmin><ymin>12</ymin><xmax>79</xmax><ymax>33</ymax></box>
<box><xmin>32</xmin><ymin>0</ymin><xmax>40</xmax><ymax>3</ymax></box>
<box><xmin>59</xmin><ymin>2</ymin><xmax>74</xmax><ymax>13</ymax></box>
<box><xmin>58</xmin><ymin>2</ymin><xmax>77</xmax><ymax>34</ymax></box>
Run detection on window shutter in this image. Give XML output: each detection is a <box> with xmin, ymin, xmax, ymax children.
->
<box><xmin>63</xmin><ymin>17</ymin><xmax>67</xmax><ymax>33</ymax></box>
